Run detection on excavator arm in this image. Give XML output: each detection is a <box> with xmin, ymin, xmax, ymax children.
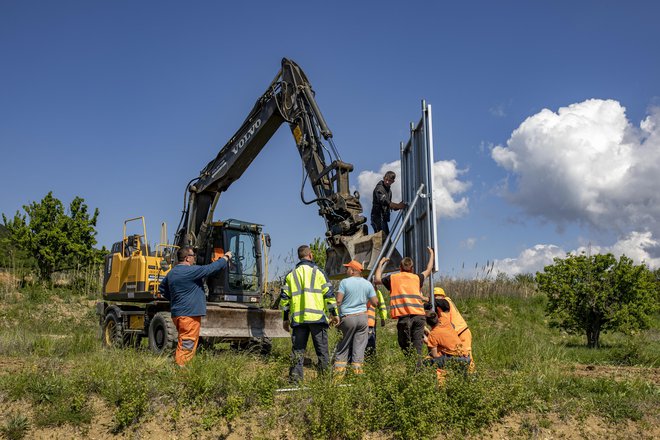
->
<box><xmin>175</xmin><ymin>58</ymin><xmax>383</xmax><ymax>277</ymax></box>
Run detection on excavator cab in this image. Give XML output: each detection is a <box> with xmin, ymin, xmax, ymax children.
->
<box><xmin>205</xmin><ymin>219</ymin><xmax>264</xmax><ymax>303</ymax></box>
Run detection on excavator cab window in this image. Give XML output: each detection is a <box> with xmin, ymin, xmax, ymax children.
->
<box><xmin>226</xmin><ymin>229</ymin><xmax>258</xmax><ymax>291</ymax></box>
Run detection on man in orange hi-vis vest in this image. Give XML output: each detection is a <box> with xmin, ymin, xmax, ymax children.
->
<box><xmin>433</xmin><ymin>286</ymin><xmax>475</xmax><ymax>372</ymax></box>
<box><xmin>374</xmin><ymin>247</ymin><xmax>434</xmax><ymax>356</ymax></box>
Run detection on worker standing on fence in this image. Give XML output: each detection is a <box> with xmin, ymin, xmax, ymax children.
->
<box><xmin>371</xmin><ymin>170</ymin><xmax>406</xmax><ymax>236</ymax></box>
<box><xmin>333</xmin><ymin>260</ymin><xmax>378</xmax><ymax>375</ymax></box>
<box><xmin>375</xmin><ymin>247</ymin><xmax>435</xmax><ymax>357</ymax></box>
<box><xmin>433</xmin><ymin>286</ymin><xmax>475</xmax><ymax>372</ymax></box>
<box><xmin>280</xmin><ymin>245</ymin><xmax>338</xmax><ymax>383</ymax></box>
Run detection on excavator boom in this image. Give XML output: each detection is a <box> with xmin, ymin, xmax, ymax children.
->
<box><xmin>177</xmin><ymin>58</ymin><xmax>386</xmax><ymax>277</ymax></box>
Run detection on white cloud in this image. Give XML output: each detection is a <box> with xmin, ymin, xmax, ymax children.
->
<box><xmin>357</xmin><ymin>160</ymin><xmax>470</xmax><ymax>219</ymax></box>
<box><xmin>575</xmin><ymin>231</ymin><xmax>660</xmax><ymax>269</ymax></box>
<box><xmin>492</xmin><ymin>244</ymin><xmax>565</xmax><ymax>277</ymax></box>
<box><xmin>461</xmin><ymin>237</ymin><xmax>477</xmax><ymax>250</ymax></box>
<box><xmin>491</xmin><ymin>99</ymin><xmax>660</xmax><ymax>237</ymax></box>
<box><xmin>492</xmin><ymin>231</ymin><xmax>660</xmax><ymax>276</ymax></box>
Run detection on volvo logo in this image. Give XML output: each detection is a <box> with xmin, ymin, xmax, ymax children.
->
<box><xmin>232</xmin><ymin>118</ymin><xmax>262</xmax><ymax>154</ymax></box>
<box><xmin>210</xmin><ymin>118</ymin><xmax>262</xmax><ymax>179</ymax></box>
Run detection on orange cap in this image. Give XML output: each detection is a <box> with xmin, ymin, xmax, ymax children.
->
<box><xmin>343</xmin><ymin>260</ymin><xmax>363</xmax><ymax>272</ymax></box>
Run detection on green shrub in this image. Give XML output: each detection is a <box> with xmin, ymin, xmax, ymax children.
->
<box><xmin>34</xmin><ymin>391</ymin><xmax>93</xmax><ymax>427</ymax></box>
<box><xmin>111</xmin><ymin>387</ymin><xmax>149</xmax><ymax>433</ymax></box>
<box><xmin>0</xmin><ymin>413</ymin><xmax>30</xmax><ymax>440</ymax></box>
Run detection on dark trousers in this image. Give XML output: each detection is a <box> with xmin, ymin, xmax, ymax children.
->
<box><xmin>425</xmin><ymin>354</ymin><xmax>471</xmax><ymax>369</ymax></box>
<box><xmin>290</xmin><ymin>323</ymin><xmax>329</xmax><ymax>382</ymax></box>
<box><xmin>396</xmin><ymin>315</ymin><xmax>426</xmax><ymax>356</ymax></box>
<box><xmin>371</xmin><ymin>215</ymin><xmax>390</xmax><ymax>236</ymax></box>
<box><xmin>365</xmin><ymin>327</ymin><xmax>376</xmax><ymax>356</ymax></box>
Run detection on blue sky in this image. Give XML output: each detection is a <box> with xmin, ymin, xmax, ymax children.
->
<box><xmin>2</xmin><ymin>1</ymin><xmax>659</xmax><ymax>278</ymax></box>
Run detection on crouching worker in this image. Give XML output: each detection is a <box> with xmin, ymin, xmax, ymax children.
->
<box><xmin>423</xmin><ymin>299</ymin><xmax>471</xmax><ymax>385</ymax></box>
<box><xmin>433</xmin><ymin>287</ymin><xmax>475</xmax><ymax>372</ymax></box>
<box><xmin>158</xmin><ymin>246</ymin><xmax>232</xmax><ymax>366</ymax></box>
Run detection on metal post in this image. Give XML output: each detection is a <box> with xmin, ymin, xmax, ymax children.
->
<box><xmin>367</xmin><ymin>208</ymin><xmax>404</xmax><ymax>283</ymax></box>
<box><xmin>367</xmin><ymin>183</ymin><xmax>425</xmax><ymax>281</ymax></box>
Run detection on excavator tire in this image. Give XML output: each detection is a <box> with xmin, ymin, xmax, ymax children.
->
<box><xmin>148</xmin><ymin>312</ymin><xmax>177</xmax><ymax>355</ymax></box>
<box><xmin>102</xmin><ymin>312</ymin><xmax>124</xmax><ymax>348</ymax></box>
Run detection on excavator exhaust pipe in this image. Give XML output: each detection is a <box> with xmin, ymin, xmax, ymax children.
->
<box><xmin>325</xmin><ymin>230</ymin><xmax>401</xmax><ymax>279</ymax></box>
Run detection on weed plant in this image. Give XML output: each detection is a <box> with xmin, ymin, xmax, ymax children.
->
<box><xmin>0</xmin><ymin>413</ymin><xmax>29</xmax><ymax>440</ymax></box>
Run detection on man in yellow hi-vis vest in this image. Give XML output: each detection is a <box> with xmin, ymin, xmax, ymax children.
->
<box><xmin>280</xmin><ymin>245</ymin><xmax>339</xmax><ymax>382</ymax></box>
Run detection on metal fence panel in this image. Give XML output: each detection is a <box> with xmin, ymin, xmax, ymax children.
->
<box><xmin>400</xmin><ymin>100</ymin><xmax>439</xmax><ymax>286</ymax></box>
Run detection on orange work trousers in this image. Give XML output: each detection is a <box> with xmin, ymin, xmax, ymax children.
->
<box><xmin>172</xmin><ymin>316</ymin><xmax>201</xmax><ymax>366</ymax></box>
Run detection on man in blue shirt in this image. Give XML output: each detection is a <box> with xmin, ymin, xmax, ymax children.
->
<box><xmin>159</xmin><ymin>245</ymin><xmax>232</xmax><ymax>366</ymax></box>
<box><xmin>333</xmin><ymin>260</ymin><xmax>378</xmax><ymax>375</ymax></box>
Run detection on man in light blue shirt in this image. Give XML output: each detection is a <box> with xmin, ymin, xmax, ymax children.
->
<box><xmin>333</xmin><ymin>260</ymin><xmax>378</xmax><ymax>375</ymax></box>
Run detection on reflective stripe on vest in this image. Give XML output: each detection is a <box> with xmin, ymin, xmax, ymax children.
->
<box><xmin>367</xmin><ymin>289</ymin><xmax>388</xmax><ymax>327</ymax></box>
<box><xmin>285</xmin><ymin>264</ymin><xmax>332</xmax><ymax>324</ymax></box>
<box><xmin>367</xmin><ymin>305</ymin><xmax>376</xmax><ymax>327</ymax></box>
<box><xmin>389</xmin><ymin>272</ymin><xmax>425</xmax><ymax>318</ymax></box>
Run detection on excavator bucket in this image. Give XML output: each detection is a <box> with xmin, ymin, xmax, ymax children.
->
<box><xmin>200</xmin><ymin>303</ymin><xmax>290</xmax><ymax>339</ymax></box>
<box><xmin>325</xmin><ymin>230</ymin><xmax>402</xmax><ymax>279</ymax></box>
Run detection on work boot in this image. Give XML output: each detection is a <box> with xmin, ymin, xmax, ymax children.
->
<box><xmin>350</xmin><ymin>362</ymin><xmax>364</xmax><ymax>375</ymax></box>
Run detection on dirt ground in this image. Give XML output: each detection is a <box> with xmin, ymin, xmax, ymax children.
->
<box><xmin>4</xmin><ymin>405</ymin><xmax>659</xmax><ymax>440</ymax></box>
<box><xmin>474</xmin><ymin>412</ymin><xmax>659</xmax><ymax>440</ymax></box>
<box><xmin>572</xmin><ymin>363</ymin><xmax>660</xmax><ymax>386</ymax></box>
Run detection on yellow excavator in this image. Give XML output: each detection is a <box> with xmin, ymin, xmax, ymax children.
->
<box><xmin>97</xmin><ymin>58</ymin><xmax>397</xmax><ymax>354</ymax></box>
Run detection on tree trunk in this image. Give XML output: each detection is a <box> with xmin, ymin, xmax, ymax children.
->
<box><xmin>586</xmin><ymin>323</ymin><xmax>601</xmax><ymax>348</ymax></box>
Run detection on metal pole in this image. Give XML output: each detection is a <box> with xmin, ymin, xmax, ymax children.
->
<box><xmin>385</xmin><ymin>183</ymin><xmax>425</xmax><ymax>261</ymax></box>
<box><xmin>367</xmin><ymin>209</ymin><xmax>403</xmax><ymax>283</ymax></box>
<box><xmin>367</xmin><ymin>183</ymin><xmax>425</xmax><ymax>282</ymax></box>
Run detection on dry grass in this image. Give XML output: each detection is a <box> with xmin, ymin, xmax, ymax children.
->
<box><xmin>437</xmin><ymin>276</ymin><xmax>536</xmax><ymax>299</ymax></box>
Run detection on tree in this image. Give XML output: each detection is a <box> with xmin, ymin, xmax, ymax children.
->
<box><xmin>310</xmin><ymin>237</ymin><xmax>328</xmax><ymax>270</ymax></box>
<box><xmin>2</xmin><ymin>192</ymin><xmax>103</xmax><ymax>283</ymax></box>
<box><xmin>536</xmin><ymin>253</ymin><xmax>659</xmax><ymax>348</ymax></box>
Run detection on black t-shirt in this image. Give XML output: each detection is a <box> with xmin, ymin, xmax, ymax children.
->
<box><xmin>382</xmin><ymin>272</ymin><xmax>425</xmax><ymax>292</ymax></box>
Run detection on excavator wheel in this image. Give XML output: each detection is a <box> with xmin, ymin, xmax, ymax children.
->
<box><xmin>148</xmin><ymin>312</ymin><xmax>177</xmax><ymax>355</ymax></box>
<box><xmin>102</xmin><ymin>312</ymin><xmax>124</xmax><ymax>348</ymax></box>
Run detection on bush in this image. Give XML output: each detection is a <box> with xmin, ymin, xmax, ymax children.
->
<box><xmin>537</xmin><ymin>253</ymin><xmax>659</xmax><ymax>348</ymax></box>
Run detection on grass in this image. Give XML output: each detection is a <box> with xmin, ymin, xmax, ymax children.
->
<box><xmin>0</xmin><ymin>413</ymin><xmax>29</xmax><ymax>440</ymax></box>
<box><xmin>0</xmin><ymin>278</ymin><xmax>658</xmax><ymax>438</ymax></box>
